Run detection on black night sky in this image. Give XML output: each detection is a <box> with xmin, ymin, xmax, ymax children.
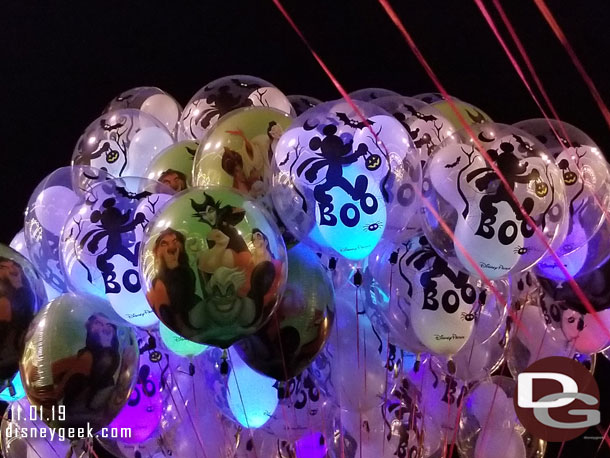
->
<box><xmin>1</xmin><ymin>1</ymin><xmax>610</xmax><ymax>456</ymax></box>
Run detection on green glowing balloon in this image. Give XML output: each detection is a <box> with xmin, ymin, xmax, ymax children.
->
<box><xmin>159</xmin><ymin>322</ymin><xmax>207</xmax><ymax>357</ymax></box>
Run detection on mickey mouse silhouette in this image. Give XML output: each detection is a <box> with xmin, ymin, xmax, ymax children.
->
<box><xmin>297</xmin><ymin>124</ymin><xmax>369</xmax><ymax>212</ymax></box>
<box><xmin>80</xmin><ymin>198</ymin><xmax>146</xmax><ymax>277</ymax></box>
<box><xmin>465</xmin><ymin>141</ymin><xmax>541</xmax><ymax>221</ymax></box>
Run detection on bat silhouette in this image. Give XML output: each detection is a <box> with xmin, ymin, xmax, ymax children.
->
<box><xmin>336</xmin><ymin>112</ymin><xmax>375</xmax><ymax>129</ymax></box>
<box><xmin>115</xmin><ymin>186</ymin><xmax>153</xmax><ymax>201</ymax></box>
<box><xmin>445</xmin><ymin>156</ymin><xmax>461</xmax><ymax>168</ymax></box>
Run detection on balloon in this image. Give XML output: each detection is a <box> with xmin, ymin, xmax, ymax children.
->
<box><xmin>505</xmin><ymin>305</ymin><xmax>575</xmax><ymax>375</ymax></box>
<box><xmin>412</xmin><ymin>92</ymin><xmax>450</xmax><ymax>104</ymax></box>
<box><xmin>1</xmin><ymin>398</ymin><xmax>72</xmax><ymax>458</ymax></box>
<box><xmin>144</xmin><ymin>140</ymin><xmax>198</xmax><ymax>191</ymax></box>
<box><xmin>474</xmin><ymin>427</ymin><xmax>525</xmax><ymax>458</ymax></box>
<box><xmin>61</xmin><ymin>177</ymin><xmax>174</xmax><ymax>327</ymax></box>
<box><xmin>404</xmin><ymin>356</ymin><xmax>467</xmax><ymax>439</ymax></box>
<box><xmin>262</xmin><ymin>370</ymin><xmax>334</xmax><ymax>442</ymax></box>
<box><xmin>288</xmin><ymin>94</ymin><xmax>323</xmax><ymax>116</ymax></box>
<box><xmin>179</xmin><ymin>75</ymin><xmax>293</xmax><ymax>141</ymax></box>
<box><xmin>0</xmin><ymin>371</ymin><xmax>25</xmax><ymax>402</ymax></box>
<box><xmin>72</xmin><ymin>108</ymin><xmax>174</xmax><ymax>178</ymax></box>
<box><xmin>105</xmin><ymin>86</ymin><xmax>182</xmax><ymax>137</ymax></box>
<box><xmin>140</xmin><ymin>186</ymin><xmax>287</xmax><ymax>348</ymax></box>
<box><xmin>24</xmin><ymin>166</ymin><xmax>105</xmax><ymax>293</ymax></box>
<box><xmin>428</xmin><ymin>98</ymin><xmax>492</xmax><ymax>128</ymax></box>
<box><xmin>192</xmin><ymin>106</ymin><xmax>293</xmax><ymax>201</ymax></box>
<box><xmin>107</xmin><ymin>347</ymin><xmax>164</xmax><ymax>444</ymax></box>
<box><xmin>0</xmin><ymin>244</ymin><xmax>47</xmax><ymax>389</ymax></box>
<box><xmin>327</xmin><ymin>381</ymin><xmax>424</xmax><ymax>458</ymax></box>
<box><xmin>371</xmin><ymin>95</ymin><xmax>455</xmax><ymax>162</ymax></box>
<box><xmin>514</xmin><ymin>119</ymin><xmax>610</xmax><ymax>258</ymax></box>
<box><xmin>311</xmin><ymin>284</ymin><xmax>398</xmax><ymax>413</ymax></box>
<box><xmin>159</xmin><ymin>322</ymin><xmax>207</xmax><ymax>357</ymax></box>
<box><xmin>422</xmin><ymin>123</ymin><xmax>567</xmax><ymax>279</ymax></box>
<box><xmin>465</xmin><ymin>378</ymin><xmax>517</xmax><ymax>431</ymax></box>
<box><xmin>10</xmin><ymin>230</ymin><xmax>61</xmax><ymax>301</ymax></box>
<box><xmin>202</xmin><ymin>347</ymin><xmax>278</xmax><ymax>429</ymax></box>
<box><xmin>235</xmin><ymin>243</ymin><xmax>334</xmax><ymax>380</ymax></box>
<box><xmin>20</xmin><ymin>292</ymin><xmax>138</xmax><ymax>435</ymax></box>
<box><xmin>272</xmin><ymin>99</ymin><xmax>420</xmax><ymax>260</ymax></box>
<box><xmin>348</xmin><ymin>87</ymin><xmax>401</xmax><ymax>101</ymax></box>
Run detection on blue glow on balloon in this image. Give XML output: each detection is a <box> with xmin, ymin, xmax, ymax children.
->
<box><xmin>0</xmin><ymin>372</ymin><xmax>25</xmax><ymax>402</ymax></box>
<box><xmin>227</xmin><ymin>351</ymin><xmax>278</xmax><ymax>428</ymax></box>
<box><xmin>295</xmin><ymin>432</ymin><xmax>328</xmax><ymax>458</ymax></box>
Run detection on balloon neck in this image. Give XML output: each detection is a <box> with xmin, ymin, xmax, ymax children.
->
<box><xmin>189</xmin><ymin>362</ymin><xmax>196</xmax><ymax>376</ymax></box>
<box><xmin>414</xmin><ymin>353</ymin><xmax>421</xmax><ymax>373</ymax></box>
<box><xmin>353</xmin><ymin>268</ymin><xmax>363</xmax><ymax>287</ymax></box>
<box><xmin>447</xmin><ymin>359</ymin><xmax>456</xmax><ymax>375</ymax></box>
<box><xmin>220</xmin><ymin>350</ymin><xmax>229</xmax><ymax>375</ymax></box>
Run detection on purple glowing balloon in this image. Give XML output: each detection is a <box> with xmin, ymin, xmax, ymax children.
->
<box><xmin>108</xmin><ymin>353</ymin><xmax>164</xmax><ymax>444</ymax></box>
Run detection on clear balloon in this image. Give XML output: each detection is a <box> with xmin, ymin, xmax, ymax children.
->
<box><xmin>288</xmin><ymin>94</ymin><xmax>323</xmax><ymax>116</ymax></box>
<box><xmin>179</xmin><ymin>75</ymin><xmax>293</xmax><ymax>141</ymax></box>
<box><xmin>272</xmin><ymin>99</ymin><xmax>420</xmax><ymax>260</ymax></box>
<box><xmin>0</xmin><ymin>371</ymin><xmax>25</xmax><ymax>402</ymax></box>
<box><xmin>61</xmin><ymin>177</ymin><xmax>174</xmax><ymax>327</ymax></box>
<box><xmin>72</xmin><ymin>108</ymin><xmax>174</xmax><ymax>178</ymax></box>
<box><xmin>10</xmin><ymin>230</ymin><xmax>61</xmax><ymax>301</ymax></box>
<box><xmin>0</xmin><ymin>244</ymin><xmax>47</xmax><ymax>390</ymax></box>
<box><xmin>428</xmin><ymin>98</ymin><xmax>492</xmax><ymax>129</ymax></box>
<box><xmin>20</xmin><ymin>293</ymin><xmax>138</xmax><ymax>435</ymax></box>
<box><xmin>422</xmin><ymin>123</ymin><xmax>567</xmax><ymax>279</ymax></box>
<box><xmin>192</xmin><ymin>106</ymin><xmax>293</xmax><ymax>201</ymax></box>
<box><xmin>104</xmin><ymin>86</ymin><xmax>183</xmax><ymax>137</ymax></box>
<box><xmin>144</xmin><ymin>140</ymin><xmax>199</xmax><ymax>191</ymax></box>
<box><xmin>348</xmin><ymin>87</ymin><xmax>401</xmax><ymax>101</ymax></box>
<box><xmin>141</xmin><ymin>186</ymin><xmax>287</xmax><ymax>348</ymax></box>
<box><xmin>235</xmin><ymin>243</ymin><xmax>334</xmax><ymax>380</ymax></box>
<box><xmin>514</xmin><ymin>120</ymin><xmax>610</xmax><ymax>260</ymax></box>
<box><xmin>202</xmin><ymin>347</ymin><xmax>279</xmax><ymax>429</ymax></box>
<box><xmin>24</xmin><ymin>166</ymin><xmax>110</xmax><ymax>293</ymax></box>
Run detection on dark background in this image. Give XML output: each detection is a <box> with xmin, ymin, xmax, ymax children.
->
<box><xmin>1</xmin><ymin>1</ymin><xmax>610</xmax><ymax>456</ymax></box>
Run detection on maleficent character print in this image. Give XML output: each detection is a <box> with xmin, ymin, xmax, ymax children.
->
<box><xmin>141</xmin><ymin>187</ymin><xmax>287</xmax><ymax>348</ymax></box>
<box><xmin>271</xmin><ymin>99</ymin><xmax>420</xmax><ymax>260</ymax></box>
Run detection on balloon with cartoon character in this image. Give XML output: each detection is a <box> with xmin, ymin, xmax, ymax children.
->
<box><xmin>20</xmin><ymin>293</ymin><xmax>138</xmax><ymax>435</ymax></box>
<box><xmin>60</xmin><ymin>177</ymin><xmax>174</xmax><ymax>327</ymax></box>
<box><xmin>24</xmin><ymin>166</ymin><xmax>113</xmax><ymax>294</ymax></box>
<box><xmin>0</xmin><ymin>244</ymin><xmax>47</xmax><ymax>391</ymax></box>
<box><xmin>514</xmin><ymin>119</ymin><xmax>610</xmax><ymax>279</ymax></box>
<box><xmin>178</xmin><ymin>75</ymin><xmax>294</xmax><ymax>141</ymax></box>
<box><xmin>271</xmin><ymin>99</ymin><xmax>421</xmax><ymax>261</ymax></box>
<box><xmin>192</xmin><ymin>106</ymin><xmax>293</xmax><ymax>202</ymax></box>
<box><xmin>428</xmin><ymin>98</ymin><xmax>492</xmax><ymax>129</ymax></box>
<box><xmin>145</xmin><ymin>140</ymin><xmax>199</xmax><ymax>191</ymax></box>
<box><xmin>104</xmin><ymin>86</ymin><xmax>182</xmax><ymax>138</ymax></box>
<box><xmin>72</xmin><ymin>108</ymin><xmax>175</xmax><ymax>178</ymax></box>
<box><xmin>235</xmin><ymin>243</ymin><xmax>334</xmax><ymax>380</ymax></box>
<box><xmin>422</xmin><ymin>123</ymin><xmax>567</xmax><ymax>279</ymax></box>
<box><xmin>140</xmin><ymin>186</ymin><xmax>287</xmax><ymax>348</ymax></box>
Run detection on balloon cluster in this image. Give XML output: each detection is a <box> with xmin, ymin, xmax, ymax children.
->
<box><xmin>1</xmin><ymin>78</ymin><xmax>609</xmax><ymax>458</ymax></box>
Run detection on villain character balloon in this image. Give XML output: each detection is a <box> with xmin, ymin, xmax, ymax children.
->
<box><xmin>140</xmin><ymin>186</ymin><xmax>287</xmax><ymax>348</ymax></box>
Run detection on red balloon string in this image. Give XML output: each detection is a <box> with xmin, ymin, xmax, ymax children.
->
<box><xmin>270</xmin><ymin>0</ymin><xmax>531</xmax><ymax>341</ymax></box>
<box><xmin>533</xmin><ymin>0</ymin><xmax>610</xmax><ymax>131</ymax></box>
<box><xmin>375</xmin><ymin>0</ymin><xmax>609</xmax><ymax>341</ymax></box>
<box><xmin>595</xmin><ymin>422</ymin><xmax>610</xmax><ymax>456</ymax></box>
<box><xmin>479</xmin><ymin>0</ymin><xmax>610</xmax><ymax>230</ymax></box>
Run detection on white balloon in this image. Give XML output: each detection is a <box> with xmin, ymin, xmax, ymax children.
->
<box><xmin>469</xmin><ymin>381</ymin><xmax>514</xmax><ymax>429</ymax></box>
<box><xmin>127</xmin><ymin>126</ymin><xmax>174</xmax><ymax>177</ymax></box>
<box><xmin>33</xmin><ymin>185</ymin><xmax>80</xmax><ymax>236</ymax></box>
<box><xmin>141</xmin><ymin>93</ymin><xmax>181</xmax><ymax>134</ymax></box>
<box><xmin>474</xmin><ymin>426</ymin><xmax>525</xmax><ymax>458</ymax></box>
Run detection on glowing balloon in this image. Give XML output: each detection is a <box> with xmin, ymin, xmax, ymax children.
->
<box><xmin>159</xmin><ymin>322</ymin><xmax>207</xmax><ymax>357</ymax></box>
<box><xmin>0</xmin><ymin>372</ymin><xmax>25</xmax><ymax>402</ymax></box>
<box><xmin>423</xmin><ymin>123</ymin><xmax>567</xmax><ymax>279</ymax></box>
<box><xmin>60</xmin><ymin>177</ymin><xmax>174</xmax><ymax>327</ymax></box>
<box><xmin>72</xmin><ymin>108</ymin><xmax>174</xmax><ymax>178</ymax></box>
<box><xmin>272</xmin><ymin>99</ymin><xmax>420</xmax><ymax>260</ymax></box>
<box><xmin>429</xmin><ymin>98</ymin><xmax>492</xmax><ymax>128</ymax></box>
<box><xmin>145</xmin><ymin>140</ymin><xmax>198</xmax><ymax>191</ymax></box>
